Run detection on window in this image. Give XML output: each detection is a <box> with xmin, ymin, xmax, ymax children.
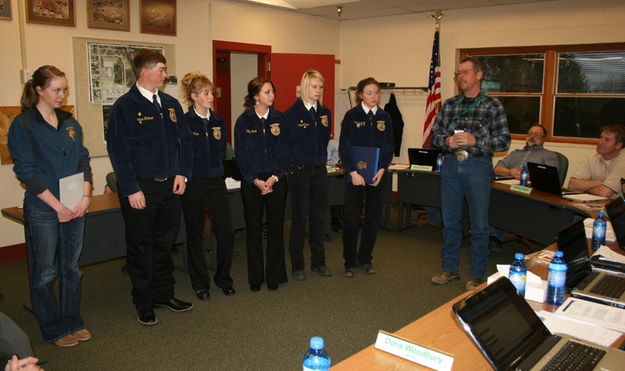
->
<box><xmin>461</xmin><ymin>44</ymin><xmax>625</xmax><ymax>143</ymax></box>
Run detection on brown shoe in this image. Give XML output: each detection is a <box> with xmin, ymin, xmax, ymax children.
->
<box><xmin>54</xmin><ymin>334</ymin><xmax>79</xmax><ymax>347</ymax></box>
<box><xmin>72</xmin><ymin>329</ymin><xmax>91</xmax><ymax>342</ymax></box>
<box><xmin>431</xmin><ymin>271</ymin><xmax>460</xmax><ymax>285</ymax></box>
<box><xmin>466</xmin><ymin>278</ymin><xmax>483</xmax><ymax>290</ymax></box>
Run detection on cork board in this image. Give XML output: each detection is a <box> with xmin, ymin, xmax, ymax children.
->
<box><xmin>72</xmin><ymin>37</ymin><xmax>175</xmax><ymax>157</ymax></box>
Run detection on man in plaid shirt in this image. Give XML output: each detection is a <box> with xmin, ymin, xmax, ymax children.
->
<box><xmin>431</xmin><ymin>56</ymin><xmax>510</xmax><ymax>291</ymax></box>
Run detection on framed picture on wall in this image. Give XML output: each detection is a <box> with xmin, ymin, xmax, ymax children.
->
<box><xmin>26</xmin><ymin>0</ymin><xmax>75</xmax><ymax>26</ymax></box>
<box><xmin>140</xmin><ymin>0</ymin><xmax>176</xmax><ymax>36</ymax></box>
<box><xmin>87</xmin><ymin>0</ymin><xmax>130</xmax><ymax>31</ymax></box>
<box><xmin>0</xmin><ymin>0</ymin><xmax>12</xmax><ymax>20</ymax></box>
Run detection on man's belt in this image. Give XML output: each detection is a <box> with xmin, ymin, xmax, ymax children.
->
<box><xmin>454</xmin><ymin>149</ymin><xmax>469</xmax><ymax>162</ymax></box>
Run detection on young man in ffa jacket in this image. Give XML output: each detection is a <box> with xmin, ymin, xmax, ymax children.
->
<box><xmin>107</xmin><ymin>49</ymin><xmax>193</xmax><ymax>326</ymax></box>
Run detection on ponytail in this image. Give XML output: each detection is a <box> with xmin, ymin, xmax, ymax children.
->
<box><xmin>20</xmin><ymin>80</ymin><xmax>38</xmax><ymax>112</ymax></box>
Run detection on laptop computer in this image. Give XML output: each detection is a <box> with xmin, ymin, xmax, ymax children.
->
<box><xmin>527</xmin><ymin>162</ymin><xmax>562</xmax><ymax>195</ymax></box>
<box><xmin>556</xmin><ymin>219</ymin><xmax>625</xmax><ymax>308</ymax></box>
<box><xmin>453</xmin><ymin>277</ymin><xmax>625</xmax><ymax>371</ymax></box>
<box><xmin>605</xmin><ymin>197</ymin><xmax>625</xmax><ymax>250</ymax></box>
<box><xmin>408</xmin><ymin>148</ymin><xmax>440</xmax><ymax>168</ymax></box>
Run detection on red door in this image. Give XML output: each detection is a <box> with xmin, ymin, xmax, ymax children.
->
<box><xmin>271</xmin><ymin>53</ymin><xmax>335</xmax><ymax>136</ymax></box>
<box><xmin>214</xmin><ymin>51</ymin><xmax>231</xmax><ymax>142</ymax></box>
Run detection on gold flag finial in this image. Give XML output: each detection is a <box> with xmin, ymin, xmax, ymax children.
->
<box><xmin>430</xmin><ymin>10</ymin><xmax>443</xmax><ymax>29</ymax></box>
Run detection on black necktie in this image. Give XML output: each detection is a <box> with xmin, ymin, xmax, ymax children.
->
<box><xmin>309</xmin><ymin>107</ymin><xmax>317</xmax><ymax>121</ymax></box>
<box><xmin>152</xmin><ymin>94</ymin><xmax>161</xmax><ymax>112</ymax></box>
<box><xmin>367</xmin><ymin>110</ymin><xmax>374</xmax><ymax>124</ymax></box>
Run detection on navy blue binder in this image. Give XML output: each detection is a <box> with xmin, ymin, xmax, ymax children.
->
<box><xmin>347</xmin><ymin>146</ymin><xmax>380</xmax><ymax>184</ymax></box>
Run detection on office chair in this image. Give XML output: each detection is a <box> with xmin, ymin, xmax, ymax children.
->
<box><xmin>555</xmin><ymin>151</ymin><xmax>569</xmax><ymax>187</ymax></box>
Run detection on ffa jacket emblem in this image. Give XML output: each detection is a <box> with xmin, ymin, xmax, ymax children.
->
<box><xmin>377</xmin><ymin>121</ymin><xmax>386</xmax><ymax>132</ymax></box>
<box><xmin>355</xmin><ymin>121</ymin><xmax>365</xmax><ymax>128</ymax></box>
<box><xmin>320</xmin><ymin>115</ymin><xmax>329</xmax><ymax>127</ymax></box>
<box><xmin>66</xmin><ymin>127</ymin><xmax>76</xmax><ymax>141</ymax></box>
<box><xmin>168</xmin><ymin>108</ymin><xmax>177</xmax><ymax>122</ymax></box>
<box><xmin>213</xmin><ymin>127</ymin><xmax>222</xmax><ymax>140</ymax></box>
<box><xmin>357</xmin><ymin>161</ymin><xmax>367</xmax><ymax>169</ymax></box>
<box><xmin>270</xmin><ymin>123</ymin><xmax>280</xmax><ymax>136</ymax></box>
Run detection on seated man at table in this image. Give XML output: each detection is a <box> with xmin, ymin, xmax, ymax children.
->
<box><xmin>489</xmin><ymin>124</ymin><xmax>559</xmax><ymax>251</ymax></box>
<box><xmin>568</xmin><ymin>123</ymin><xmax>625</xmax><ymax>199</ymax></box>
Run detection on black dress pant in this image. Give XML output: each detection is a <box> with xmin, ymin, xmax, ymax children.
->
<box><xmin>343</xmin><ymin>175</ymin><xmax>388</xmax><ymax>269</ymax></box>
<box><xmin>118</xmin><ymin>178</ymin><xmax>180</xmax><ymax>310</ymax></box>
<box><xmin>288</xmin><ymin>165</ymin><xmax>327</xmax><ymax>272</ymax></box>
<box><xmin>181</xmin><ymin>177</ymin><xmax>234</xmax><ymax>291</ymax></box>
<box><xmin>241</xmin><ymin>177</ymin><xmax>288</xmax><ymax>288</ymax></box>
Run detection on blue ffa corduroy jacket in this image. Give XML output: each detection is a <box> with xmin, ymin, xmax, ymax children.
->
<box><xmin>106</xmin><ymin>85</ymin><xmax>192</xmax><ymax>197</ymax></box>
<box><xmin>234</xmin><ymin>106</ymin><xmax>288</xmax><ymax>184</ymax></box>
<box><xmin>284</xmin><ymin>98</ymin><xmax>331</xmax><ymax>167</ymax></box>
<box><xmin>184</xmin><ymin>106</ymin><xmax>227</xmax><ymax>179</ymax></box>
<box><xmin>339</xmin><ymin>104</ymin><xmax>394</xmax><ymax>174</ymax></box>
<box><xmin>8</xmin><ymin>108</ymin><xmax>92</xmax><ymax>210</ymax></box>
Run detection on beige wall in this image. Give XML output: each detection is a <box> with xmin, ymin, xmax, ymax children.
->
<box><xmin>0</xmin><ymin>0</ymin><xmax>623</xmax><ymax>247</ymax></box>
<box><xmin>338</xmin><ymin>0</ymin><xmax>625</xmax><ymax>172</ymax></box>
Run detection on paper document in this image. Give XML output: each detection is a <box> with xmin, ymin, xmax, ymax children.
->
<box><xmin>225</xmin><ymin>177</ymin><xmax>241</xmax><ymax>190</ymax></box>
<box><xmin>59</xmin><ymin>173</ymin><xmax>84</xmax><ymax>210</ymax></box>
<box><xmin>495</xmin><ymin>179</ymin><xmax>519</xmax><ymax>185</ymax></box>
<box><xmin>563</xmin><ymin>193</ymin><xmax>609</xmax><ymax>202</ymax></box>
<box><xmin>537</xmin><ymin>310</ymin><xmax>622</xmax><ymax>347</ymax></box>
<box><xmin>554</xmin><ymin>297</ymin><xmax>625</xmax><ymax>332</ymax></box>
<box><xmin>388</xmin><ymin>164</ymin><xmax>409</xmax><ymax>170</ymax></box>
<box><xmin>592</xmin><ymin>245</ymin><xmax>625</xmax><ymax>264</ymax></box>
<box><xmin>584</xmin><ymin>218</ymin><xmax>616</xmax><ymax>242</ymax></box>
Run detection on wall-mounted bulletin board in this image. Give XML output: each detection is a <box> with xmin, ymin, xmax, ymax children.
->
<box><xmin>72</xmin><ymin>37</ymin><xmax>175</xmax><ymax>157</ymax></box>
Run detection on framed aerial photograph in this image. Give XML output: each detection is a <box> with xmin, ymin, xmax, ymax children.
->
<box><xmin>87</xmin><ymin>0</ymin><xmax>129</xmax><ymax>31</ymax></box>
<box><xmin>140</xmin><ymin>0</ymin><xmax>176</xmax><ymax>36</ymax></box>
<box><xmin>0</xmin><ymin>0</ymin><xmax>12</xmax><ymax>20</ymax></box>
<box><xmin>26</xmin><ymin>0</ymin><xmax>75</xmax><ymax>27</ymax></box>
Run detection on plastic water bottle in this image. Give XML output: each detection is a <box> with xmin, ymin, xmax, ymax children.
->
<box><xmin>303</xmin><ymin>337</ymin><xmax>330</xmax><ymax>371</ymax></box>
<box><xmin>591</xmin><ymin>212</ymin><xmax>607</xmax><ymax>251</ymax></box>
<box><xmin>520</xmin><ymin>165</ymin><xmax>529</xmax><ymax>186</ymax></box>
<box><xmin>435</xmin><ymin>153</ymin><xmax>442</xmax><ymax>172</ymax></box>
<box><xmin>509</xmin><ymin>253</ymin><xmax>527</xmax><ymax>297</ymax></box>
<box><xmin>546</xmin><ymin>251</ymin><xmax>567</xmax><ymax>306</ymax></box>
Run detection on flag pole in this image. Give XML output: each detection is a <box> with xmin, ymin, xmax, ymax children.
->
<box><xmin>422</xmin><ymin>10</ymin><xmax>444</xmax><ymax>148</ymax></box>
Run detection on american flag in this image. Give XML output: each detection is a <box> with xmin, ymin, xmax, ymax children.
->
<box><xmin>423</xmin><ymin>30</ymin><xmax>441</xmax><ymax>147</ymax></box>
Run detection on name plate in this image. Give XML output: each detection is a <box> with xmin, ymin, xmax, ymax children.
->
<box><xmin>410</xmin><ymin>165</ymin><xmax>433</xmax><ymax>172</ymax></box>
<box><xmin>374</xmin><ymin>331</ymin><xmax>454</xmax><ymax>371</ymax></box>
<box><xmin>510</xmin><ymin>184</ymin><xmax>532</xmax><ymax>194</ymax></box>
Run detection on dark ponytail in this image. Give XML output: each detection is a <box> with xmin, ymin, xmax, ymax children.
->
<box><xmin>20</xmin><ymin>65</ymin><xmax>66</xmax><ymax>112</ymax></box>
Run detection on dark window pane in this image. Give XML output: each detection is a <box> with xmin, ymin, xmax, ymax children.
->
<box><xmin>494</xmin><ymin>96</ymin><xmax>541</xmax><ymax>135</ymax></box>
<box><xmin>473</xmin><ymin>54</ymin><xmax>544</xmax><ymax>93</ymax></box>
<box><xmin>558</xmin><ymin>51</ymin><xmax>625</xmax><ymax>94</ymax></box>
<box><xmin>553</xmin><ymin>97</ymin><xmax>625</xmax><ymax>138</ymax></box>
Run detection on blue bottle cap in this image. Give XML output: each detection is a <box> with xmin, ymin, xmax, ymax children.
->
<box><xmin>514</xmin><ymin>253</ymin><xmax>524</xmax><ymax>260</ymax></box>
<box><xmin>554</xmin><ymin>251</ymin><xmax>564</xmax><ymax>258</ymax></box>
<box><xmin>310</xmin><ymin>336</ymin><xmax>324</xmax><ymax>349</ymax></box>
<box><xmin>598</xmin><ymin>212</ymin><xmax>605</xmax><ymax>219</ymax></box>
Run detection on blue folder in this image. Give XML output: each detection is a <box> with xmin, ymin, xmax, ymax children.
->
<box><xmin>347</xmin><ymin>146</ymin><xmax>380</xmax><ymax>185</ymax></box>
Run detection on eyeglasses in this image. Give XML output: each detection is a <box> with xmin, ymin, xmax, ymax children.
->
<box><xmin>454</xmin><ymin>69</ymin><xmax>474</xmax><ymax>77</ymax></box>
<box><xmin>528</xmin><ymin>131</ymin><xmax>545</xmax><ymax>138</ymax></box>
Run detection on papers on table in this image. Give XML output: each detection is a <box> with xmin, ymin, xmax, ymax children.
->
<box><xmin>225</xmin><ymin>177</ymin><xmax>241</xmax><ymax>190</ymax></box>
<box><xmin>563</xmin><ymin>193</ymin><xmax>609</xmax><ymax>202</ymax></box>
<box><xmin>537</xmin><ymin>310</ymin><xmax>622</xmax><ymax>347</ymax></box>
<box><xmin>584</xmin><ymin>218</ymin><xmax>616</xmax><ymax>242</ymax></box>
<box><xmin>388</xmin><ymin>164</ymin><xmax>409</xmax><ymax>170</ymax></box>
<box><xmin>495</xmin><ymin>179</ymin><xmax>519</xmax><ymax>185</ymax></box>
<box><xmin>554</xmin><ymin>297</ymin><xmax>625</xmax><ymax>333</ymax></box>
<box><xmin>593</xmin><ymin>245</ymin><xmax>625</xmax><ymax>264</ymax></box>
<box><xmin>59</xmin><ymin>173</ymin><xmax>84</xmax><ymax>210</ymax></box>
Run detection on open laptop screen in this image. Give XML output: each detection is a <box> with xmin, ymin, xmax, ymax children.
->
<box><xmin>453</xmin><ymin>278</ymin><xmax>549</xmax><ymax>370</ymax></box>
<box><xmin>407</xmin><ymin>148</ymin><xmax>440</xmax><ymax>167</ymax></box>
<box><xmin>606</xmin><ymin>197</ymin><xmax>625</xmax><ymax>250</ymax></box>
<box><xmin>527</xmin><ymin>162</ymin><xmax>561</xmax><ymax>195</ymax></box>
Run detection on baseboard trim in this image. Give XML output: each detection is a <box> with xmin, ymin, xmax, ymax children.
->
<box><xmin>0</xmin><ymin>243</ymin><xmax>26</xmax><ymax>263</ymax></box>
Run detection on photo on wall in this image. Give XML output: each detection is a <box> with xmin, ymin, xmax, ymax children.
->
<box><xmin>87</xmin><ymin>0</ymin><xmax>130</xmax><ymax>31</ymax></box>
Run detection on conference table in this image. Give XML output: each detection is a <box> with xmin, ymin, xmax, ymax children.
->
<box><xmin>333</xmin><ymin>241</ymin><xmax>625</xmax><ymax>370</ymax></box>
<box><xmin>395</xmin><ymin>169</ymin><xmax>606</xmax><ymax>246</ymax></box>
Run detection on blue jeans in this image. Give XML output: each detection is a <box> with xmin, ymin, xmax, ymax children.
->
<box><xmin>440</xmin><ymin>156</ymin><xmax>493</xmax><ymax>279</ymax></box>
<box><xmin>24</xmin><ymin>203</ymin><xmax>85</xmax><ymax>343</ymax></box>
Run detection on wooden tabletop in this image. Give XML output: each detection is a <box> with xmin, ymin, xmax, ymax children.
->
<box><xmin>1</xmin><ymin>193</ymin><xmax>121</xmax><ymax>223</ymax></box>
